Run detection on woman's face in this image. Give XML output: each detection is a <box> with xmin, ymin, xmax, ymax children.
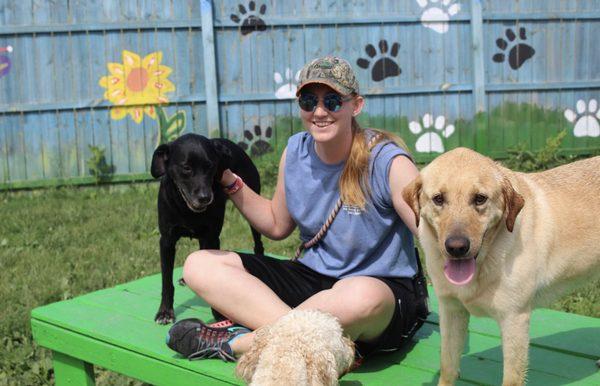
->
<box><xmin>298</xmin><ymin>83</ymin><xmax>364</xmax><ymax>144</ymax></box>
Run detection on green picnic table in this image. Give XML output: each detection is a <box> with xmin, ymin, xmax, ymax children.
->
<box><xmin>31</xmin><ymin>254</ymin><xmax>599</xmax><ymax>385</ymax></box>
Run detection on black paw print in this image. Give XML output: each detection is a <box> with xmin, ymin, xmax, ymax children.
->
<box><xmin>238</xmin><ymin>125</ymin><xmax>273</xmax><ymax>157</ymax></box>
<box><xmin>356</xmin><ymin>40</ymin><xmax>401</xmax><ymax>82</ymax></box>
<box><xmin>492</xmin><ymin>27</ymin><xmax>535</xmax><ymax>70</ymax></box>
<box><xmin>230</xmin><ymin>1</ymin><xmax>267</xmax><ymax>36</ymax></box>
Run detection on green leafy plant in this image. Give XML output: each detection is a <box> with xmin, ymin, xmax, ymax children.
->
<box><xmin>86</xmin><ymin>145</ymin><xmax>115</xmax><ymax>184</ymax></box>
<box><xmin>156</xmin><ymin>106</ymin><xmax>186</xmax><ymax>146</ymax></box>
<box><xmin>502</xmin><ymin>130</ymin><xmax>575</xmax><ymax>172</ymax></box>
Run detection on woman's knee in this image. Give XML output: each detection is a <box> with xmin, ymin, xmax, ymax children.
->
<box><xmin>182</xmin><ymin>250</ymin><xmax>242</xmax><ymax>292</ymax></box>
<box><xmin>333</xmin><ymin>277</ymin><xmax>395</xmax><ymax>319</ymax></box>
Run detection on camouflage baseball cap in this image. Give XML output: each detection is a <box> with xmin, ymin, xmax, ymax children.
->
<box><xmin>296</xmin><ymin>56</ymin><xmax>360</xmax><ymax>96</ymax></box>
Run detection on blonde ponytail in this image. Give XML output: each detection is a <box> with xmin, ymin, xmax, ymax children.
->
<box><xmin>339</xmin><ymin>118</ymin><xmax>410</xmax><ymax>209</ymax></box>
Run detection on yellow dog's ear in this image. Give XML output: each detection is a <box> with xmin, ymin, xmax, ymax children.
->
<box><xmin>402</xmin><ymin>176</ymin><xmax>423</xmax><ymax>228</ymax></box>
<box><xmin>502</xmin><ymin>178</ymin><xmax>525</xmax><ymax>232</ymax></box>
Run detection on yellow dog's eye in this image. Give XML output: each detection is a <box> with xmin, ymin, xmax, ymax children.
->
<box><xmin>474</xmin><ymin>194</ymin><xmax>488</xmax><ymax>206</ymax></box>
<box><xmin>432</xmin><ymin>193</ymin><xmax>444</xmax><ymax>206</ymax></box>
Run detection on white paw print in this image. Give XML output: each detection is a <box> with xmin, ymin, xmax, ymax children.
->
<box><xmin>409</xmin><ymin>113</ymin><xmax>455</xmax><ymax>153</ymax></box>
<box><xmin>274</xmin><ymin>68</ymin><xmax>300</xmax><ymax>99</ymax></box>
<box><xmin>564</xmin><ymin>99</ymin><xmax>600</xmax><ymax>138</ymax></box>
<box><xmin>416</xmin><ymin>0</ymin><xmax>461</xmax><ymax>34</ymax></box>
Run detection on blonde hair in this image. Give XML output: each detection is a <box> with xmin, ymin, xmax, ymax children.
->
<box><xmin>339</xmin><ymin>117</ymin><xmax>410</xmax><ymax>209</ymax></box>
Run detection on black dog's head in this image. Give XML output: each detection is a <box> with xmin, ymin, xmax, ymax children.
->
<box><xmin>151</xmin><ymin>134</ymin><xmax>232</xmax><ymax>213</ymax></box>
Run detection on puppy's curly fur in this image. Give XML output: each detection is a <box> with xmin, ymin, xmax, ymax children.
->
<box><xmin>236</xmin><ymin>309</ymin><xmax>355</xmax><ymax>386</ymax></box>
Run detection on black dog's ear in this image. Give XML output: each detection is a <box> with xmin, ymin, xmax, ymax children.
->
<box><xmin>212</xmin><ymin>139</ymin><xmax>233</xmax><ymax>170</ymax></box>
<box><xmin>151</xmin><ymin>144</ymin><xmax>170</xmax><ymax>178</ymax></box>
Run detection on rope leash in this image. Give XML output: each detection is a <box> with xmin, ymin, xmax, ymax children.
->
<box><xmin>293</xmin><ymin>131</ymin><xmax>382</xmax><ymax>260</ymax></box>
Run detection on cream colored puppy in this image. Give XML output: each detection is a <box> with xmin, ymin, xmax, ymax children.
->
<box><xmin>236</xmin><ymin>309</ymin><xmax>355</xmax><ymax>386</ymax></box>
<box><xmin>402</xmin><ymin>148</ymin><xmax>600</xmax><ymax>386</ymax></box>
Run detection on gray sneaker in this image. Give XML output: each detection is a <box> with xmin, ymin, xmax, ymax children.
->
<box><xmin>166</xmin><ymin>318</ymin><xmax>250</xmax><ymax>362</ymax></box>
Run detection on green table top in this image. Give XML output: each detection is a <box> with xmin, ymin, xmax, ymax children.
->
<box><xmin>31</xmin><ymin>264</ymin><xmax>600</xmax><ymax>385</ymax></box>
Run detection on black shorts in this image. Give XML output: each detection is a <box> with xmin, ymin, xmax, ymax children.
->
<box><xmin>237</xmin><ymin>252</ymin><xmax>425</xmax><ymax>358</ymax></box>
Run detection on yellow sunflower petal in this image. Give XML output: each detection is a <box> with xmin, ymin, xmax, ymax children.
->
<box><xmin>143</xmin><ymin>51</ymin><xmax>163</xmax><ymax>70</ymax></box>
<box><xmin>111</xmin><ymin>107</ymin><xmax>128</xmax><ymax>120</ymax></box>
<box><xmin>150</xmin><ymin>65</ymin><xmax>172</xmax><ymax>78</ymax></box>
<box><xmin>144</xmin><ymin>105</ymin><xmax>157</xmax><ymax>120</ymax></box>
<box><xmin>156</xmin><ymin>79</ymin><xmax>175</xmax><ymax>93</ymax></box>
<box><xmin>107</xmin><ymin>63</ymin><xmax>125</xmax><ymax>76</ymax></box>
<box><xmin>129</xmin><ymin>107</ymin><xmax>145</xmax><ymax>123</ymax></box>
<box><xmin>99</xmin><ymin>76</ymin><xmax>109</xmax><ymax>88</ymax></box>
<box><xmin>122</xmin><ymin>50</ymin><xmax>142</xmax><ymax>69</ymax></box>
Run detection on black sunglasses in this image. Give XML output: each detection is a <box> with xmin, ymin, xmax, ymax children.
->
<box><xmin>297</xmin><ymin>92</ymin><xmax>353</xmax><ymax>113</ymax></box>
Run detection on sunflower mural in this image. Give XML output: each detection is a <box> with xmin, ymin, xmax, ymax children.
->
<box><xmin>0</xmin><ymin>45</ymin><xmax>13</xmax><ymax>79</ymax></box>
<box><xmin>99</xmin><ymin>50</ymin><xmax>185</xmax><ymax>145</ymax></box>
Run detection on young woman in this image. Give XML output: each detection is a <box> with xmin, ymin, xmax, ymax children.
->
<box><xmin>166</xmin><ymin>56</ymin><xmax>428</xmax><ymax>363</ymax></box>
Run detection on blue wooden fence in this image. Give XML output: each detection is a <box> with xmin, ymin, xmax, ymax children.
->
<box><xmin>0</xmin><ymin>0</ymin><xmax>599</xmax><ymax>189</ymax></box>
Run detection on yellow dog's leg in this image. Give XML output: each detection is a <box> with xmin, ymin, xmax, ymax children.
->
<box><xmin>438</xmin><ymin>298</ymin><xmax>470</xmax><ymax>386</ymax></box>
<box><xmin>499</xmin><ymin>312</ymin><xmax>531</xmax><ymax>386</ymax></box>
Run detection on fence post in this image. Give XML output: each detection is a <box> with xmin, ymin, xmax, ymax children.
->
<box><xmin>200</xmin><ymin>0</ymin><xmax>221</xmax><ymax>138</ymax></box>
<box><xmin>470</xmin><ymin>0</ymin><xmax>488</xmax><ymax>154</ymax></box>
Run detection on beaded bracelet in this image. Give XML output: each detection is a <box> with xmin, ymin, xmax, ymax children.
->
<box><xmin>223</xmin><ymin>173</ymin><xmax>244</xmax><ymax>195</ymax></box>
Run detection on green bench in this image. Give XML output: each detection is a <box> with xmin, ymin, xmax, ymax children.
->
<box><xmin>31</xmin><ymin>257</ymin><xmax>600</xmax><ymax>385</ymax></box>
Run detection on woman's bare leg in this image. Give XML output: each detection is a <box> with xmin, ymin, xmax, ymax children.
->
<box><xmin>182</xmin><ymin>250</ymin><xmax>291</xmax><ymax>329</ymax></box>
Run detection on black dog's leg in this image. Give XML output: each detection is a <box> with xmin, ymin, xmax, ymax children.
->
<box><xmin>251</xmin><ymin>227</ymin><xmax>264</xmax><ymax>255</ymax></box>
<box><xmin>156</xmin><ymin>236</ymin><xmax>177</xmax><ymax>324</ymax></box>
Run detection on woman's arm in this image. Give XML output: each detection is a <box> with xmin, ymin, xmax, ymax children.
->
<box><xmin>389</xmin><ymin>155</ymin><xmax>420</xmax><ymax>235</ymax></box>
<box><xmin>221</xmin><ymin>148</ymin><xmax>296</xmax><ymax>240</ymax></box>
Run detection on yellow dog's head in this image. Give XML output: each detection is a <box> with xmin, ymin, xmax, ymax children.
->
<box><xmin>402</xmin><ymin>148</ymin><xmax>524</xmax><ymax>285</ymax></box>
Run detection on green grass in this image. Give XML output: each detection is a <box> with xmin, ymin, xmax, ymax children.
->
<box><xmin>1</xmin><ymin>154</ymin><xmax>598</xmax><ymax>385</ymax></box>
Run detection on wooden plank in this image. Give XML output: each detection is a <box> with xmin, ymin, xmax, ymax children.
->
<box><xmin>32</xmin><ymin>319</ymin><xmax>235</xmax><ymax>386</ymax></box>
<box><xmin>426</xmin><ymin>288</ymin><xmax>600</xmax><ymax>359</ymax></box>
<box><xmin>201</xmin><ymin>0</ymin><xmax>220</xmax><ymax>138</ymax></box>
<box><xmin>52</xmin><ymin>351</ymin><xmax>95</xmax><ymax>386</ymax></box>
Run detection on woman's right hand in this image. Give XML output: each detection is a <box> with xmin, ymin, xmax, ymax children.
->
<box><xmin>224</xmin><ymin>149</ymin><xmax>296</xmax><ymax>241</ymax></box>
<box><xmin>220</xmin><ymin>168</ymin><xmax>236</xmax><ymax>187</ymax></box>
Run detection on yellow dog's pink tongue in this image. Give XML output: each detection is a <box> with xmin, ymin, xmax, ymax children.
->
<box><xmin>444</xmin><ymin>258</ymin><xmax>476</xmax><ymax>285</ymax></box>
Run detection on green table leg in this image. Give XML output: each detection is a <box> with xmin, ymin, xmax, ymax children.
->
<box><xmin>53</xmin><ymin>351</ymin><xmax>95</xmax><ymax>386</ymax></box>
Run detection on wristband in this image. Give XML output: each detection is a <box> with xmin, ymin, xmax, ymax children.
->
<box><xmin>223</xmin><ymin>173</ymin><xmax>244</xmax><ymax>195</ymax></box>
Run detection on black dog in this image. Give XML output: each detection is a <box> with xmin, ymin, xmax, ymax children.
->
<box><xmin>151</xmin><ymin>133</ymin><xmax>264</xmax><ymax>324</ymax></box>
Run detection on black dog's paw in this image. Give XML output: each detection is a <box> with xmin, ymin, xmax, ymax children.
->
<box><xmin>178</xmin><ymin>277</ymin><xmax>186</xmax><ymax>286</ymax></box>
<box><xmin>155</xmin><ymin>308</ymin><xmax>175</xmax><ymax>325</ymax></box>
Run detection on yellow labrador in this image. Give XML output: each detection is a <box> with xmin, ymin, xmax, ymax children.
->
<box><xmin>402</xmin><ymin>147</ymin><xmax>600</xmax><ymax>386</ymax></box>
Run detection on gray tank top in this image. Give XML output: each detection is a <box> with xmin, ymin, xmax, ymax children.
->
<box><xmin>284</xmin><ymin>131</ymin><xmax>418</xmax><ymax>278</ymax></box>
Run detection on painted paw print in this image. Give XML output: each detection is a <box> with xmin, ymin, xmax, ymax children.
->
<box><xmin>564</xmin><ymin>99</ymin><xmax>600</xmax><ymax>138</ymax></box>
<box><xmin>417</xmin><ymin>0</ymin><xmax>461</xmax><ymax>34</ymax></box>
<box><xmin>238</xmin><ymin>125</ymin><xmax>273</xmax><ymax>157</ymax></box>
<box><xmin>230</xmin><ymin>1</ymin><xmax>267</xmax><ymax>36</ymax></box>
<box><xmin>274</xmin><ymin>68</ymin><xmax>300</xmax><ymax>99</ymax></box>
<box><xmin>492</xmin><ymin>27</ymin><xmax>535</xmax><ymax>70</ymax></box>
<box><xmin>409</xmin><ymin>114</ymin><xmax>455</xmax><ymax>153</ymax></box>
<box><xmin>0</xmin><ymin>45</ymin><xmax>13</xmax><ymax>79</ymax></box>
<box><xmin>356</xmin><ymin>40</ymin><xmax>401</xmax><ymax>82</ymax></box>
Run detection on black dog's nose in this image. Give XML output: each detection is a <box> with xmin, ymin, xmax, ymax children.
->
<box><xmin>445</xmin><ymin>236</ymin><xmax>470</xmax><ymax>257</ymax></box>
<box><xmin>197</xmin><ymin>193</ymin><xmax>212</xmax><ymax>205</ymax></box>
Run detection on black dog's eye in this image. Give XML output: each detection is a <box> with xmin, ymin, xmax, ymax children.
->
<box><xmin>432</xmin><ymin>193</ymin><xmax>444</xmax><ymax>206</ymax></box>
<box><xmin>474</xmin><ymin>193</ymin><xmax>488</xmax><ymax>206</ymax></box>
<box><xmin>180</xmin><ymin>164</ymin><xmax>192</xmax><ymax>175</ymax></box>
